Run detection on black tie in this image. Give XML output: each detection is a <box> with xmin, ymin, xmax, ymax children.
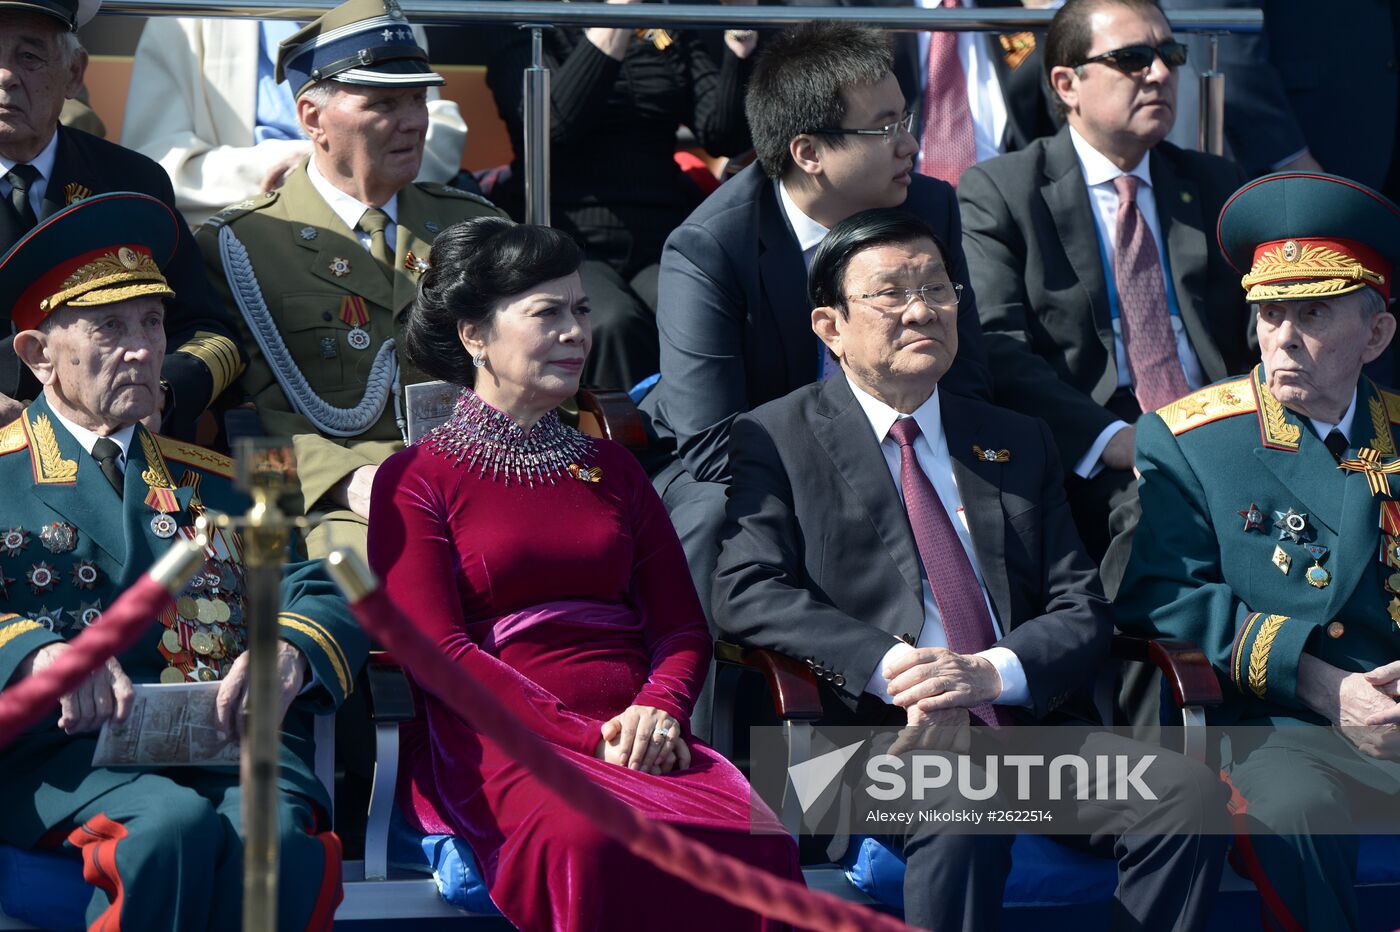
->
<box><xmin>92</xmin><ymin>437</ymin><xmax>124</xmax><ymax>498</ymax></box>
<box><xmin>1325</xmin><ymin>429</ymin><xmax>1349</xmax><ymax>464</ymax></box>
<box><xmin>6</xmin><ymin>164</ymin><xmax>40</xmax><ymax>232</ymax></box>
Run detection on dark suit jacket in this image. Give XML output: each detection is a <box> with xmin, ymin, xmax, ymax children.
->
<box><xmin>644</xmin><ymin>162</ymin><xmax>991</xmax><ymax>484</ymax></box>
<box><xmin>0</xmin><ymin>126</ymin><xmax>245</xmax><ymax>439</ymax></box>
<box><xmin>713</xmin><ymin>374</ymin><xmax>1111</xmax><ymax>724</ymax></box>
<box><xmin>957</xmin><ymin>127</ymin><xmax>1252</xmax><ymax>464</ymax></box>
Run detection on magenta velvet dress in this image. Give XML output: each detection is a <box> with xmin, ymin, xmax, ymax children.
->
<box><xmin>367</xmin><ymin>406</ymin><xmax>800</xmax><ymax>931</ymax></box>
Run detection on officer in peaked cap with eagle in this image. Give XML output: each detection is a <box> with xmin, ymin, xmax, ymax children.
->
<box><xmin>0</xmin><ymin>192</ymin><xmax>365</xmax><ymax>930</ymax></box>
<box><xmin>1117</xmin><ymin>172</ymin><xmax>1400</xmax><ymax>931</ymax></box>
<box><xmin>197</xmin><ymin>0</ymin><xmax>503</xmax><ymax>560</ymax></box>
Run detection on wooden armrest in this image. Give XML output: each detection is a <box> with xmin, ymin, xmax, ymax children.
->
<box><xmin>1112</xmin><ymin>635</ymin><xmax>1223</xmax><ymax>709</ymax></box>
<box><xmin>715</xmin><ymin>642</ymin><xmax>824</xmax><ymax>721</ymax></box>
<box><xmin>576</xmin><ymin>388</ymin><xmax>649</xmax><ymax>451</ymax></box>
<box><xmin>363</xmin><ymin>653</ymin><xmax>416</xmax><ymax>723</ymax></box>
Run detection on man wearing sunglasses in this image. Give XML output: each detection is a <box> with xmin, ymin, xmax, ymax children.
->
<box><xmin>956</xmin><ymin>0</ymin><xmax>1251</xmax><ymax>626</ymax></box>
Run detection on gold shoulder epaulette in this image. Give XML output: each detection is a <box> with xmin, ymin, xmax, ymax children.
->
<box><xmin>1381</xmin><ymin>387</ymin><xmax>1400</xmax><ymax>425</ymax></box>
<box><xmin>414</xmin><ymin>181</ymin><xmax>497</xmax><ymax>210</ymax></box>
<box><xmin>0</xmin><ymin>418</ymin><xmax>28</xmax><ymax>455</ymax></box>
<box><xmin>1157</xmin><ymin>378</ymin><xmax>1256</xmax><ymax>436</ymax></box>
<box><xmin>202</xmin><ymin>191</ymin><xmax>280</xmax><ymax>231</ymax></box>
<box><xmin>154</xmin><ymin>436</ymin><xmax>234</xmax><ymax>478</ymax></box>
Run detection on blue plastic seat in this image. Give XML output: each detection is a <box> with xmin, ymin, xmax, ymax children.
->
<box><xmin>0</xmin><ymin>844</ymin><xmax>88</xmax><ymax>931</ymax></box>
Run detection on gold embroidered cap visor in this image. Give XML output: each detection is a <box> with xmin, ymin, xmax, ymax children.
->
<box><xmin>0</xmin><ymin>192</ymin><xmax>180</xmax><ymax>331</ymax></box>
<box><xmin>1218</xmin><ymin>171</ymin><xmax>1400</xmax><ymax>305</ymax></box>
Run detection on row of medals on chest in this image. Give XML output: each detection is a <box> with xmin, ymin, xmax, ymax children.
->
<box><xmin>1240</xmin><ymin>500</ymin><xmax>1400</xmax><ymax>631</ymax></box>
<box><xmin>0</xmin><ymin>498</ymin><xmax>247</xmax><ymax>683</ymax></box>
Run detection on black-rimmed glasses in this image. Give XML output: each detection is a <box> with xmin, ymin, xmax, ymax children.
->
<box><xmin>1075</xmin><ymin>41</ymin><xmax>1188</xmax><ymax>75</ymax></box>
<box><xmin>850</xmin><ymin>282</ymin><xmax>964</xmax><ymax>311</ymax></box>
<box><xmin>807</xmin><ymin>111</ymin><xmax>916</xmax><ymax>145</ymax></box>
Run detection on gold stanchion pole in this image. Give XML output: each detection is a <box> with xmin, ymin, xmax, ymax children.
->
<box><xmin>225</xmin><ymin>442</ymin><xmax>298</xmax><ymax>932</ymax></box>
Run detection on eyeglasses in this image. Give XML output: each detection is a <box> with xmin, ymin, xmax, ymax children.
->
<box><xmin>808</xmin><ymin>111</ymin><xmax>916</xmax><ymax>145</ymax></box>
<box><xmin>1075</xmin><ymin>41</ymin><xmax>1188</xmax><ymax>75</ymax></box>
<box><xmin>850</xmin><ymin>282</ymin><xmax>964</xmax><ymax>311</ymax></box>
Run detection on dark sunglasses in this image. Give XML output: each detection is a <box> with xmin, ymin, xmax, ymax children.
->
<box><xmin>1076</xmin><ymin>40</ymin><xmax>1188</xmax><ymax>74</ymax></box>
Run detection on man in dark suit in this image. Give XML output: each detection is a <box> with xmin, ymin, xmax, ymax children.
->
<box><xmin>643</xmin><ymin>23</ymin><xmax>990</xmax><ymax>638</ymax></box>
<box><xmin>957</xmin><ymin>0</ymin><xmax>1252</xmax><ymax>599</ymax></box>
<box><xmin>0</xmin><ymin>0</ymin><xmax>244</xmax><ymax>440</ymax></box>
<box><xmin>713</xmin><ymin>208</ymin><xmax>1226</xmax><ymax>932</ymax></box>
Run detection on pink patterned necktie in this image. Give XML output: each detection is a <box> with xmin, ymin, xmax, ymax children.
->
<box><xmin>1113</xmin><ymin>174</ymin><xmax>1190</xmax><ymax>412</ymax></box>
<box><xmin>888</xmin><ymin>418</ymin><xmax>1011</xmax><ymax>727</ymax></box>
<box><xmin>918</xmin><ymin>0</ymin><xmax>977</xmax><ymax>186</ymax></box>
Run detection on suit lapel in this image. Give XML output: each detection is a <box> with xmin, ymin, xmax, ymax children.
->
<box><xmin>1250</xmin><ymin>367</ymin><xmax>1344</xmax><ymax>537</ymax></box>
<box><xmin>22</xmin><ymin>397</ymin><xmax>126</xmax><ymax>563</ymax></box>
<box><xmin>285</xmin><ymin>166</ymin><xmax>396</xmax><ymax>309</ymax></box>
<box><xmin>758</xmin><ymin>181</ymin><xmax>817</xmax><ymax>389</ymax></box>
<box><xmin>940</xmin><ymin>393</ymin><xmax>1012</xmax><ymax>626</ymax></box>
<box><xmin>813</xmin><ymin>378</ymin><xmax>925</xmax><ymax>605</ymax></box>
<box><xmin>1041</xmin><ymin>131</ymin><xmax>1115</xmax><ymax>368</ymax></box>
<box><xmin>1150</xmin><ymin>148</ymin><xmax>1223</xmax><ymax>380</ymax></box>
<box><xmin>42</xmin><ymin>127</ymin><xmax>80</xmax><ymax>220</ymax></box>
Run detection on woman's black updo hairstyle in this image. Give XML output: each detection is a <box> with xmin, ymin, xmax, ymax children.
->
<box><xmin>405</xmin><ymin>216</ymin><xmax>584</xmax><ymax>385</ymax></box>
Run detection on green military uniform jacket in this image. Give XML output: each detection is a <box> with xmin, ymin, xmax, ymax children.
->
<box><xmin>195</xmin><ymin>162</ymin><xmax>503</xmax><ymax>550</ymax></box>
<box><xmin>1118</xmin><ymin>365</ymin><xmax>1400</xmax><ymax>723</ymax></box>
<box><xmin>0</xmin><ymin>395</ymin><xmax>366</xmax><ymax>846</ymax></box>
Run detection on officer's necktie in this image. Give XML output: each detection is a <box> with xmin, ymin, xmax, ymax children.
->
<box><xmin>888</xmin><ymin>417</ymin><xmax>1011</xmax><ymax>727</ymax></box>
<box><xmin>918</xmin><ymin>0</ymin><xmax>977</xmax><ymax>186</ymax></box>
<box><xmin>1114</xmin><ymin>174</ymin><xmax>1191</xmax><ymax>413</ymax></box>
<box><xmin>5</xmin><ymin>163</ymin><xmax>40</xmax><ymax>232</ymax></box>
<box><xmin>91</xmin><ymin>437</ymin><xmax>124</xmax><ymax>498</ymax></box>
<box><xmin>1325</xmin><ymin>429</ymin><xmax>1349</xmax><ymax>464</ymax></box>
<box><xmin>356</xmin><ymin>208</ymin><xmax>394</xmax><ymax>279</ymax></box>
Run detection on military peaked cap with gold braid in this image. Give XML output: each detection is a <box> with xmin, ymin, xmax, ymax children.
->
<box><xmin>1218</xmin><ymin>172</ymin><xmax>1400</xmax><ymax>304</ymax></box>
<box><xmin>0</xmin><ymin>192</ymin><xmax>179</xmax><ymax>331</ymax></box>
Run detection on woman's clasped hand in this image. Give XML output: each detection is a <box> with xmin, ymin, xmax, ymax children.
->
<box><xmin>597</xmin><ymin>704</ymin><xmax>692</xmax><ymax>774</ymax></box>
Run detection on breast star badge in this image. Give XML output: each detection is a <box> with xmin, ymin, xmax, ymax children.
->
<box><xmin>1274</xmin><ymin>507</ymin><xmax>1312</xmax><ymax>544</ymax></box>
<box><xmin>329</xmin><ymin>256</ymin><xmax>352</xmax><ymax>278</ymax></box>
<box><xmin>1238</xmin><ymin>503</ymin><xmax>1266</xmax><ymax>533</ymax></box>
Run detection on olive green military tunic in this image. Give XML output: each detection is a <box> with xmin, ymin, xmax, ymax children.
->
<box><xmin>197</xmin><ymin>162</ymin><xmax>504</xmax><ymax>558</ymax></box>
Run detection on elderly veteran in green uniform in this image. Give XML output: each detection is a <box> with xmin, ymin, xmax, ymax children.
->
<box><xmin>1117</xmin><ymin>172</ymin><xmax>1400</xmax><ymax>931</ymax></box>
<box><xmin>0</xmin><ymin>192</ymin><xmax>365</xmax><ymax>930</ymax></box>
<box><xmin>197</xmin><ymin>0</ymin><xmax>503</xmax><ymax>559</ymax></box>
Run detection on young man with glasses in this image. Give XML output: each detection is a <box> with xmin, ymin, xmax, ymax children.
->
<box><xmin>955</xmin><ymin>0</ymin><xmax>1251</xmax><ymax>634</ymax></box>
<box><xmin>642</xmin><ymin>25</ymin><xmax>991</xmax><ymax>691</ymax></box>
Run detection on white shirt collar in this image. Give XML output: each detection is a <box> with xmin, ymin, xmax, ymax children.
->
<box><xmin>1068</xmin><ymin>125</ymin><xmax>1152</xmax><ymax>190</ymax></box>
<box><xmin>0</xmin><ymin>131</ymin><xmax>58</xmax><ymax>185</ymax></box>
<box><xmin>46</xmin><ymin>403</ymin><xmax>136</xmax><ymax>462</ymax></box>
<box><xmin>1308</xmin><ymin>389</ymin><xmax>1359</xmax><ymax>445</ymax></box>
<box><xmin>306</xmin><ymin>156</ymin><xmax>399</xmax><ymax>232</ymax></box>
<box><xmin>775</xmin><ymin>179</ymin><xmax>831</xmax><ymax>256</ymax></box>
<box><xmin>846</xmin><ymin>374</ymin><xmax>943</xmax><ymax>449</ymax></box>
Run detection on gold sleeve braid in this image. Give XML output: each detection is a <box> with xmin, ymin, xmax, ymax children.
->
<box><xmin>1247</xmin><ymin>614</ymin><xmax>1288</xmax><ymax>699</ymax></box>
<box><xmin>278</xmin><ymin>612</ymin><xmax>352</xmax><ymax>696</ymax></box>
<box><xmin>175</xmin><ymin>330</ymin><xmax>244</xmax><ymax>402</ymax></box>
<box><xmin>0</xmin><ymin>617</ymin><xmax>44</xmax><ymax>651</ymax></box>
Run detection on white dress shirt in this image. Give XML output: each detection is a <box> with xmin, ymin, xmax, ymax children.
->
<box><xmin>1068</xmin><ymin>126</ymin><xmax>1206</xmax><ymax>479</ymax></box>
<box><xmin>307</xmin><ymin>158</ymin><xmax>400</xmax><ymax>255</ymax></box>
<box><xmin>847</xmin><ymin>376</ymin><xmax>1031</xmax><ymax>707</ymax></box>
<box><xmin>48</xmin><ymin>406</ymin><xmax>135</xmax><ymax>473</ymax></box>
<box><xmin>776</xmin><ymin>180</ymin><xmax>845</xmax><ymax>381</ymax></box>
<box><xmin>915</xmin><ymin>0</ymin><xmax>1008</xmax><ymax>164</ymax></box>
<box><xmin>0</xmin><ymin>132</ymin><xmax>60</xmax><ymax>219</ymax></box>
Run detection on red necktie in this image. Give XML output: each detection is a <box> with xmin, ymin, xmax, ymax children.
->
<box><xmin>888</xmin><ymin>417</ymin><xmax>1010</xmax><ymax>727</ymax></box>
<box><xmin>918</xmin><ymin>0</ymin><xmax>977</xmax><ymax>186</ymax></box>
<box><xmin>1113</xmin><ymin>174</ymin><xmax>1190</xmax><ymax>413</ymax></box>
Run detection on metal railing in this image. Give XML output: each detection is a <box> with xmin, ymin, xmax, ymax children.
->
<box><xmin>97</xmin><ymin>0</ymin><xmax>1262</xmax><ymax>224</ymax></box>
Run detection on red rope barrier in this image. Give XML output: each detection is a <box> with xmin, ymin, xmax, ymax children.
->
<box><xmin>337</xmin><ymin>577</ymin><xmax>913</xmax><ymax>932</ymax></box>
<box><xmin>0</xmin><ymin>577</ymin><xmax>176</xmax><ymax>748</ymax></box>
